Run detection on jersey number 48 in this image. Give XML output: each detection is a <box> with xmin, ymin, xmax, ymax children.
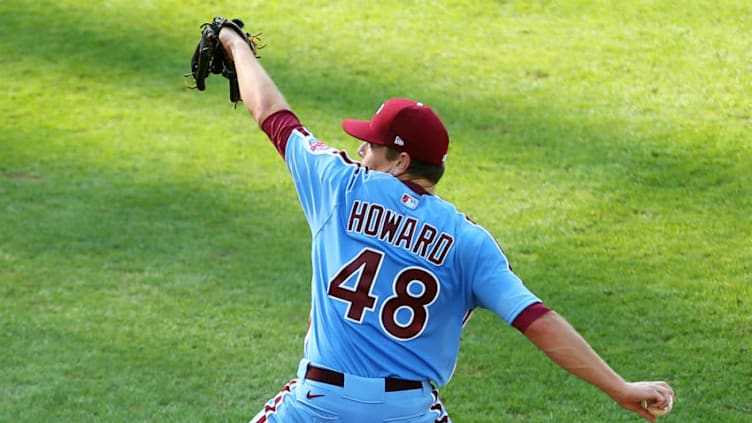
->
<box><xmin>327</xmin><ymin>248</ymin><xmax>440</xmax><ymax>341</ymax></box>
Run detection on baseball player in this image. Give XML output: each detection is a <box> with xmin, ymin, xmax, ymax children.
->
<box><xmin>210</xmin><ymin>23</ymin><xmax>675</xmax><ymax>423</ymax></box>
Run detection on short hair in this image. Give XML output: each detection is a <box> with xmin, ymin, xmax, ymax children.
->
<box><xmin>385</xmin><ymin>147</ymin><xmax>446</xmax><ymax>184</ymax></box>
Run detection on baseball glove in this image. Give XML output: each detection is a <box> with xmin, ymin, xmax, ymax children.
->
<box><xmin>185</xmin><ymin>17</ymin><xmax>264</xmax><ymax>104</ymax></box>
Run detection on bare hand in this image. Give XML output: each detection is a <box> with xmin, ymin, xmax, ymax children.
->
<box><xmin>611</xmin><ymin>381</ymin><xmax>675</xmax><ymax>422</ymax></box>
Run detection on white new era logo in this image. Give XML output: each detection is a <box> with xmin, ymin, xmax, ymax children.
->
<box><xmin>394</xmin><ymin>136</ymin><xmax>405</xmax><ymax>147</ymax></box>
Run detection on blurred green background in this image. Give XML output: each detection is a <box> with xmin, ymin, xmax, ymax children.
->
<box><xmin>1</xmin><ymin>1</ymin><xmax>750</xmax><ymax>421</ymax></box>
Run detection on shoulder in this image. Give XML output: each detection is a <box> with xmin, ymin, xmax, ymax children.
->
<box><xmin>286</xmin><ymin>128</ymin><xmax>361</xmax><ymax>172</ymax></box>
<box><xmin>443</xmin><ymin>208</ymin><xmax>510</xmax><ymax>261</ymax></box>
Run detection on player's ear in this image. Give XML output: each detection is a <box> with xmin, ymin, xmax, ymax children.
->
<box><xmin>391</xmin><ymin>152</ymin><xmax>411</xmax><ymax>176</ymax></box>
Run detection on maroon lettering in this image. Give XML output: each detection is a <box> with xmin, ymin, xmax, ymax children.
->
<box><xmin>380</xmin><ymin>268</ymin><xmax>440</xmax><ymax>340</ymax></box>
<box><xmin>428</xmin><ymin>233</ymin><xmax>454</xmax><ymax>266</ymax></box>
<box><xmin>328</xmin><ymin>249</ymin><xmax>382</xmax><ymax>322</ymax></box>
<box><xmin>412</xmin><ymin>224</ymin><xmax>438</xmax><ymax>257</ymax></box>
<box><xmin>346</xmin><ymin>201</ymin><xmax>454</xmax><ymax>266</ymax></box>
<box><xmin>347</xmin><ymin>200</ymin><xmax>368</xmax><ymax>233</ymax></box>
<box><xmin>364</xmin><ymin>204</ymin><xmax>384</xmax><ymax>237</ymax></box>
<box><xmin>328</xmin><ymin>250</ymin><xmax>439</xmax><ymax>340</ymax></box>
<box><xmin>378</xmin><ymin>210</ymin><xmax>403</xmax><ymax>243</ymax></box>
<box><xmin>394</xmin><ymin>217</ymin><xmax>418</xmax><ymax>250</ymax></box>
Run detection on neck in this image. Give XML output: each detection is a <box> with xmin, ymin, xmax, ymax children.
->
<box><xmin>398</xmin><ymin>174</ymin><xmax>436</xmax><ymax>195</ymax></box>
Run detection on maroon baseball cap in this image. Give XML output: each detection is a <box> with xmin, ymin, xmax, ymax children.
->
<box><xmin>342</xmin><ymin>98</ymin><xmax>449</xmax><ymax>165</ymax></box>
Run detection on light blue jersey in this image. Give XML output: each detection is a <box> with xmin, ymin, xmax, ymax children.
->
<box><xmin>284</xmin><ymin>127</ymin><xmax>541</xmax><ymax>387</ymax></box>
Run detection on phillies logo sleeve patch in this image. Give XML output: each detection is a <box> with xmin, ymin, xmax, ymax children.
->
<box><xmin>307</xmin><ymin>140</ymin><xmax>336</xmax><ymax>154</ymax></box>
<box><xmin>294</xmin><ymin>127</ymin><xmax>336</xmax><ymax>155</ymax></box>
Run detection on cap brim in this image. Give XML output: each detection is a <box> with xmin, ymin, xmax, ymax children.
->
<box><xmin>342</xmin><ymin>119</ymin><xmax>387</xmax><ymax>145</ymax></box>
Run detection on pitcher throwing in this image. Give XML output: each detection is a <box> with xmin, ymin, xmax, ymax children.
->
<box><xmin>187</xmin><ymin>16</ymin><xmax>675</xmax><ymax>423</ymax></box>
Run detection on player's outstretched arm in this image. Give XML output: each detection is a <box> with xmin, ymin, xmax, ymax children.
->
<box><xmin>523</xmin><ymin>311</ymin><xmax>674</xmax><ymax>422</ymax></box>
<box><xmin>218</xmin><ymin>27</ymin><xmax>290</xmax><ymax>126</ymax></box>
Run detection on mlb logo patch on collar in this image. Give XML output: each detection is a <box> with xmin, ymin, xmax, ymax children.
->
<box><xmin>401</xmin><ymin>193</ymin><xmax>419</xmax><ymax>209</ymax></box>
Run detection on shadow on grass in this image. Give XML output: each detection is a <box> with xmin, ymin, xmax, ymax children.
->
<box><xmin>3</xmin><ymin>0</ymin><xmax>749</xmax><ymax>180</ymax></box>
<box><xmin>3</xmin><ymin>0</ymin><xmax>750</xmax><ymax>293</ymax></box>
<box><xmin>2</xmin><ymin>0</ymin><xmax>749</xmax><ymax>288</ymax></box>
<box><xmin>3</xmin><ymin>2</ymin><xmax>751</xmax><ymax>422</ymax></box>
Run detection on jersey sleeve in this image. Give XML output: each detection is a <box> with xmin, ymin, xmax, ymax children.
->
<box><xmin>464</xmin><ymin>226</ymin><xmax>542</xmax><ymax>324</ymax></box>
<box><xmin>283</xmin><ymin>126</ymin><xmax>361</xmax><ymax>233</ymax></box>
<box><xmin>261</xmin><ymin>109</ymin><xmax>302</xmax><ymax>158</ymax></box>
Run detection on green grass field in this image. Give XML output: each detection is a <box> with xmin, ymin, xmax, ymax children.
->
<box><xmin>1</xmin><ymin>1</ymin><xmax>750</xmax><ymax>421</ymax></box>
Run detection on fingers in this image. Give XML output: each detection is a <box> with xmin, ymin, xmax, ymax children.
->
<box><xmin>634</xmin><ymin>405</ymin><xmax>657</xmax><ymax>422</ymax></box>
<box><xmin>637</xmin><ymin>407</ymin><xmax>658</xmax><ymax>422</ymax></box>
<box><xmin>618</xmin><ymin>381</ymin><xmax>674</xmax><ymax>421</ymax></box>
<box><xmin>651</xmin><ymin>381</ymin><xmax>675</xmax><ymax>408</ymax></box>
<box><xmin>639</xmin><ymin>381</ymin><xmax>675</xmax><ymax>419</ymax></box>
<box><xmin>620</xmin><ymin>398</ymin><xmax>657</xmax><ymax>422</ymax></box>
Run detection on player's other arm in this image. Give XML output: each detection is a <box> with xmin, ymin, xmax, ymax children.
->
<box><xmin>523</xmin><ymin>311</ymin><xmax>674</xmax><ymax>422</ymax></box>
<box><xmin>218</xmin><ymin>28</ymin><xmax>290</xmax><ymax>126</ymax></box>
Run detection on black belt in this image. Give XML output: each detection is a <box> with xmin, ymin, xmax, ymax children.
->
<box><xmin>305</xmin><ymin>365</ymin><xmax>423</xmax><ymax>392</ymax></box>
